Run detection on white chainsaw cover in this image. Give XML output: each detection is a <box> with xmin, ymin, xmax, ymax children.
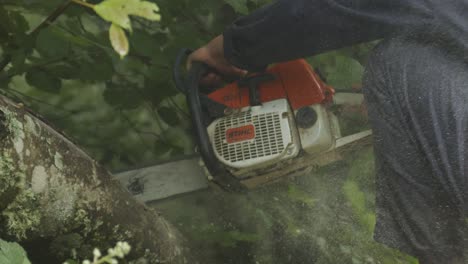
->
<box><xmin>298</xmin><ymin>104</ymin><xmax>336</xmax><ymax>155</ymax></box>
<box><xmin>207</xmin><ymin>99</ymin><xmax>300</xmax><ymax>169</ymax></box>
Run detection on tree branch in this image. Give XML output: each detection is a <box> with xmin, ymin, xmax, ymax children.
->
<box><xmin>0</xmin><ymin>95</ymin><xmax>190</xmax><ymax>263</ymax></box>
<box><xmin>70</xmin><ymin>0</ymin><xmax>95</xmax><ymax>9</ymax></box>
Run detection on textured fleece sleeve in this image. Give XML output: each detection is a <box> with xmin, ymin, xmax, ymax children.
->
<box><xmin>223</xmin><ymin>0</ymin><xmax>433</xmax><ymax>71</ymax></box>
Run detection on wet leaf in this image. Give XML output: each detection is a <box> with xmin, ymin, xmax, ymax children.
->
<box><xmin>10</xmin><ymin>50</ymin><xmax>26</xmax><ymax>71</ymax></box>
<box><xmin>0</xmin><ymin>8</ymin><xmax>29</xmax><ymax>42</ymax></box>
<box><xmin>78</xmin><ymin>53</ymin><xmax>114</xmax><ymax>81</ymax></box>
<box><xmin>109</xmin><ymin>23</ymin><xmax>129</xmax><ymax>58</ymax></box>
<box><xmin>130</xmin><ymin>30</ymin><xmax>162</xmax><ymax>57</ymax></box>
<box><xmin>35</xmin><ymin>27</ymin><xmax>71</xmax><ymax>58</ymax></box>
<box><xmin>46</xmin><ymin>63</ymin><xmax>78</xmax><ymax>80</ymax></box>
<box><xmin>0</xmin><ymin>76</ymin><xmax>11</xmax><ymax>88</ymax></box>
<box><xmin>93</xmin><ymin>0</ymin><xmax>161</xmax><ymax>31</ymax></box>
<box><xmin>25</xmin><ymin>70</ymin><xmax>62</xmax><ymax>93</ymax></box>
<box><xmin>143</xmin><ymin>78</ymin><xmax>178</xmax><ymax>106</ymax></box>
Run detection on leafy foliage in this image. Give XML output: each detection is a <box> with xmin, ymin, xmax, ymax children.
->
<box><xmin>0</xmin><ymin>0</ymin><xmax>271</xmax><ymax>171</ymax></box>
<box><xmin>91</xmin><ymin>0</ymin><xmax>161</xmax><ymax>56</ymax></box>
<box><xmin>25</xmin><ymin>70</ymin><xmax>62</xmax><ymax>92</ymax></box>
<box><xmin>109</xmin><ymin>23</ymin><xmax>129</xmax><ymax>57</ymax></box>
<box><xmin>93</xmin><ymin>0</ymin><xmax>161</xmax><ymax>31</ymax></box>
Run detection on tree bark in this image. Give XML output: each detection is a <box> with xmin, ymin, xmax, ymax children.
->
<box><xmin>0</xmin><ymin>95</ymin><xmax>189</xmax><ymax>263</ymax></box>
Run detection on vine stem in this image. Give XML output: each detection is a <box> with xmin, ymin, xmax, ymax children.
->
<box><xmin>71</xmin><ymin>0</ymin><xmax>95</xmax><ymax>9</ymax></box>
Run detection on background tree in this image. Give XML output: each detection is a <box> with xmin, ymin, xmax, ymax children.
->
<box><xmin>0</xmin><ymin>95</ymin><xmax>188</xmax><ymax>263</ymax></box>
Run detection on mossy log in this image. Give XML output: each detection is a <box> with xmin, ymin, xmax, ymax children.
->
<box><xmin>0</xmin><ymin>95</ymin><xmax>189</xmax><ymax>263</ymax></box>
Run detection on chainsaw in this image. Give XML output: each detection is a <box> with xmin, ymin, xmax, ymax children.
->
<box><xmin>116</xmin><ymin>50</ymin><xmax>372</xmax><ymax>201</ymax></box>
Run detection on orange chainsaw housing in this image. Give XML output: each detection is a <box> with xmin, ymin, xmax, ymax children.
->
<box><xmin>207</xmin><ymin>59</ymin><xmax>334</xmax><ymax>110</ymax></box>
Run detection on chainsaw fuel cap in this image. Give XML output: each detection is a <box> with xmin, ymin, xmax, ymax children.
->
<box><xmin>296</xmin><ymin>107</ymin><xmax>318</xmax><ymax>128</ymax></box>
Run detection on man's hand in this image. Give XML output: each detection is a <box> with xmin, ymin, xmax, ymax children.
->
<box><xmin>187</xmin><ymin>35</ymin><xmax>247</xmax><ymax>86</ymax></box>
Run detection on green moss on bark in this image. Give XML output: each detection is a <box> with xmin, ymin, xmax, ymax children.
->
<box><xmin>2</xmin><ymin>189</ymin><xmax>41</xmax><ymax>240</ymax></box>
<box><xmin>0</xmin><ymin>101</ymin><xmax>188</xmax><ymax>263</ymax></box>
<box><xmin>0</xmin><ymin>108</ymin><xmax>41</xmax><ymax>240</ymax></box>
<box><xmin>0</xmin><ymin>109</ymin><xmax>25</xmax><ymax>209</ymax></box>
<box><xmin>0</xmin><ymin>155</ymin><xmax>23</xmax><ymax>209</ymax></box>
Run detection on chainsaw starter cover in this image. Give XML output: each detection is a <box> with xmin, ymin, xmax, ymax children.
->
<box><xmin>207</xmin><ymin>99</ymin><xmax>300</xmax><ymax>169</ymax></box>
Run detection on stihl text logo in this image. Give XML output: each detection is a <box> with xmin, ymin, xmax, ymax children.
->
<box><xmin>226</xmin><ymin>125</ymin><xmax>255</xmax><ymax>144</ymax></box>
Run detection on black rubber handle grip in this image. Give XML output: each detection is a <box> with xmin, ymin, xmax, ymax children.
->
<box><xmin>186</xmin><ymin>61</ymin><xmax>247</xmax><ymax>192</ymax></box>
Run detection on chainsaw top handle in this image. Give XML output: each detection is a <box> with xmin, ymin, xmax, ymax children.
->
<box><xmin>173</xmin><ymin>49</ymin><xmax>246</xmax><ymax>193</ymax></box>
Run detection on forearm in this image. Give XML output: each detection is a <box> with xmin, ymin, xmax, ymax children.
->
<box><xmin>224</xmin><ymin>0</ymin><xmax>432</xmax><ymax>71</ymax></box>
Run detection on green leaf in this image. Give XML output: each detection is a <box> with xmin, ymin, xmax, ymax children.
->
<box><xmin>130</xmin><ymin>30</ymin><xmax>163</xmax><ymax>57</ymax></box>
<box><xmin>113</xmin><ymin>55</ymin><xmax>146</xmax><ymax>76</ymax></box>
<box><xmin>65</xmin><ymin>4</ymin><xmax>86</xmax><ymax>17</ymax></box>
<box><xmin>109</xmin><ymin>23</ymin><xmax>129</xmax><ymax>58</ymax></box>
<box><xmin>157</xmin><ymin>106</ymin><xmax>180</xmax><ymax>126</ymax></box>
<box><xmin>0</xmin><ymin>239</ymin><xmax>31</xmax><ymax>264</ymax></box>
<box><xmin>78</xmin><ymin>53</ymin><xmax>114</xmax><ymax>81</ymax></box>
<box><xmin>93</xmin><ymin>0</ymin><xmax>161</xmax><ymax>31</ymax></box>
<box><xmin>10</xmin><ymin>50</ymin><xmax>27</xmax><ymax>71</ymax></box>
<box><xmin>0</xmin><ymin>8</ymin><xmax>29</xmax><ymax>42</ymax></box>
<box><xmin>0</xmin><ymin>77</ymin><xmax>11</xmax><ymax>89</ymax></box>
<box><xmin>55</xmin><ymin>25</ymin><xmax>93</xmax><ymax>48</ymax></box>
<box><xmin>143</xmin><ymin>78</ymin><xmax>178</xmax><ymax>106</ymax></box>
<box><xmin>25</xmin><ymin>70</ymin><xmax>62</xmax><ymax>92</ymax></box>
<box><xmin>145</xmin><ymin>64</ymin><xmax>170</xmax><ymax>82</ymax></box>
<box><xmin>123</xmin><ymin>0</ymin><xmax>161</xmax><ymax>21</ymax></box>
<box><xmin>166</xmin><ymin>21</ymin><xmax>205</xmax><ymax>48</ymax></box>
<box><xmin>224</xmin><ymin>0</ymin><xmax>249</xmax><ymax>14</ymax></box>
<box><xmin>35</xmin><ymin>27</ymin><xmax>71</xmax><ymax>58</ymax></box>
<box><xmin>46</xmin><ymin>63</ymin><xmax>78</xmax><ymax>80</ymax></box>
